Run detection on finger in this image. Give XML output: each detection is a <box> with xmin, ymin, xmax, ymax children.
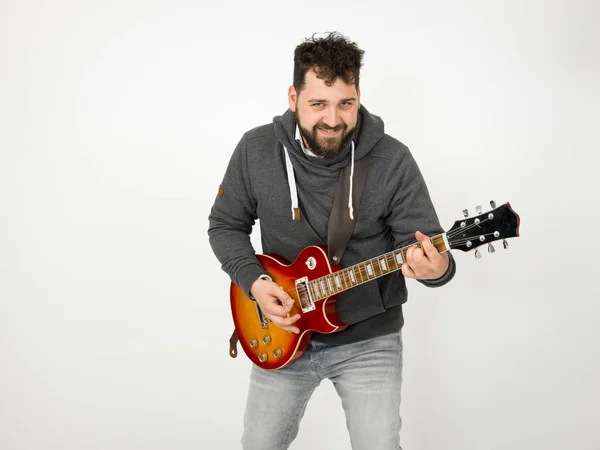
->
<box><xmin>401</xmin><ymin>261</ymin><xmax>416</xmax><ymax>279</ymax></box>
<box><xmin>270</xmin><ymin>284</ymin><xmax>294</xmax><ymax>307</ymax></box>
<box><xmin>266</xmin><ymin>315</ymin><xmax>300</xmax><ymax>334</ymax></box>
<box><xmin>415</xmin><ymin>231</ymin><xmax>442</xmax><ymax>263</ymax></box>
<box><xmin>262</xmin><ymin>299</ymin><xmax>293</xmax><ymax>317</ymax></box>
<box><xmin>412</xmin><ymin>245</ymin><xmax>426</xmax><ymax>265</ymax></box>
<box><xmin>406</xmin><ymin>244</ymin><xmax>424</xmax><ymax>272</ymax></box>
<box><xmin>281</xmin><ymin>324</ymin><xmax>301</xmax><ymax>334</ymax></box>
<box><xmin>405</xmin><ymin>244</ymin><xmax>415</xmax><ymax>265</ymax></box>
<box><xmin>269</xmin><ymin>313</ymin><xmax>301</xmax><ymax>333</ymax></box>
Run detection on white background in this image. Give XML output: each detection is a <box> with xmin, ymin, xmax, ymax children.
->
<box><xmin>1</xmin><ymin>1</ymin><xmax>599</xmax><ymax>449</ymax></box>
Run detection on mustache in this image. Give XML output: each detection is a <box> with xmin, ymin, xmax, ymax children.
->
<box><xmin>316</xmin><ymin>122</ymin><xmax>346</xmax><ymax>132</ymax></box>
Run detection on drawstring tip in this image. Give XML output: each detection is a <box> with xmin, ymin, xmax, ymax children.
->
<box><xmin>347</xmin><ymin>207</ymin><xmax>354</xmax><ymax>220</ymax></box>
<box><xmin>293</xmin><ymin>208</ymin><xmax>300</xmax><ymax>221</ymax></box>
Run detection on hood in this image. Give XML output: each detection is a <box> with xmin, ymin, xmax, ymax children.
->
<box><xmin>272</xmin><ymin>104</ymin><xmax>385</xmax><ymax>221</ymax></box>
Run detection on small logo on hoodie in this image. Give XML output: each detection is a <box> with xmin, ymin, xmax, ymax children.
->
<box><xmin>218</xmin><ymin>185</ymin><xmax>224</xmax><ymax>196</ymax></box>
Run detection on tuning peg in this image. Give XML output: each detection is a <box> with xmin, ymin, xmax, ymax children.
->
<box><xmin>475</xmin><ymin>249</ymin><xmax>482</xmax><ymax>259</ymax></box>
<box><xmin>490</xmin><ymin>200</ymin><xmax>496</xmax><ymax>208</ymax></box>
<box><xmin>488</xmin><ymin>243</ymin><xmax>495</xmax><ymax>253</ymax></box>
<box><xmin>503</xmin><ymin>239</ymin><xmax>509</xmax><ymax>249</ymax></box>
<box><xmin>462</xmin><ymin>209</ymin><xmax>469</xmax><ymax>218</ymax></box>
<box><xmin>475</xmin><ymin>205</ymin><xmax>482</xmax><ymax>215</ymax></box>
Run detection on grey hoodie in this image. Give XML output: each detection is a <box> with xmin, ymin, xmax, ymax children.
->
<box><xmin>208</xmin><ymin>105</ymin><xmax>456</xmax><ymax>344</ymax></box>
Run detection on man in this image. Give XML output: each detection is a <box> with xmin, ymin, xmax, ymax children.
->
<box><xmin>208</xmin><ymin>32</ymin><xmax>456</xmax><ymax>450</ymax></box>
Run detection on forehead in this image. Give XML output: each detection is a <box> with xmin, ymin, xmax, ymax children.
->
<box><xmin>300</xmin><ymin>70</ymin><xmax>358</xmax><ymax>100</ymax></box>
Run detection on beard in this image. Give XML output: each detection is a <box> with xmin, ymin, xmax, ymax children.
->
<box><xmin>295</xmin><ymin>111</ymin><xmax>356</xmax><ymax>159</ymax></box>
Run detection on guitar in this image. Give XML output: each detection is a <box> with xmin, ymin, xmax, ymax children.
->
<box><xmin>230</xmin><ymin>202</ymin><xmax>520</xmax><ymax>370</ymax></box>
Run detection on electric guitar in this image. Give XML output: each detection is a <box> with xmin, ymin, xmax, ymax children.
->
<box><xmin>230</xmin><ymin>202</ymin><xmax>520</xmax><ymax>370</ymax></box>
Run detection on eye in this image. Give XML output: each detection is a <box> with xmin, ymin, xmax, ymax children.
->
<box><xmin>339</xmin><ymin>101</ymin><xmax>352</xmax><ymax>108</ymax></box>
<box><xmin>311</xmin><ymin>103</ymin><xmax>324</xmax><ymax>108</ymax></box>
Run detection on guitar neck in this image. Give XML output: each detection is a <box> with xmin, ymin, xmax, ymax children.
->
<box><xmin>309</xmin><ymin>233</ymin><xmax>450</xmax><ymax>301</ymax></box>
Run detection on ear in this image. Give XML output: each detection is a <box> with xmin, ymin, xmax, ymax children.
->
<box><xmin>288</xmin><ymin>85</ymin><xmax>298</xmax><ymax>111</ymax></box>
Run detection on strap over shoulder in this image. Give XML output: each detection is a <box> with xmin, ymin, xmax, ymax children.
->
<box><xmin>327</xmin><ymin>153</ymin><xmax>371</xmax><ymax>265</ymax></box>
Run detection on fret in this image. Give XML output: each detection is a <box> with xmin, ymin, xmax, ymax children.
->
<box><xmin>327</xmin><ymin>276</ymin><xmax>333</xmax><ymax>294</ymax></box>
<box><xmin>340</xmin><ymin>270</ymin><xmax>348</xmax><ymax>290</ymax></box>
<box><xmin>369</xmin><ymin>259</ymin><xmax>377</xmax><ymax>277</ymax></box>
<box><xmin>372</xmin><ymin>258</ymin><xmax>381</xmax><ymax>277</ymax></box>
<box><xmin>394</xmin><ymin>250</ymin><xmax>403</xmax><ymax>266</ymax></box>
<box><xmin>320</xmin><ymin>279</ymin><xmax>326</xmax><ymax>296</ymax></box>
<box><xmin>334</xmin><ymin>274</ymin><xmax>342</xmax><ymax>289</ymax></box>
<box><xmin>314</xmin><ymin>281</ymin><xmax>320</xmax><ymax>299</ymax></box>
<box><xmin>349</xmin><ymin>268</ymin><xmax>356</xmax><ymax>284</ymax></box>
<box><xmin>365</xmin><ymin>261</ymin><xmax>374</xmax><ymax>278</ymax></box>
<box><xmin>385</xmin><ymin>253</ymin><xmax>394</xmax><ymax>270</ymax></box>
<box><xmin>383</xmin><ymin>254</ymin><xmax>390</xmax><ymax>271</ymax></box>
<box><xmin>376</xmin><ymin>259</ymin><xmax>382</xmax><ymax>276</ymax></box>
<box><xmin>379</xmin><ymin>257</ymin><xmax>388</xmax><ymax>272</ymax></box>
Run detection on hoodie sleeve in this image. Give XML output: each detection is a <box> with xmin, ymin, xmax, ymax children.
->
<box><xmin>208</xmin><ymin>134</ymin><xmax>267</xmax><ymax>298</ymax></box>
<box><xmin>383</xmin><ymin>145</ymin><xmax>456</xmax><ymax>288</ymax></box>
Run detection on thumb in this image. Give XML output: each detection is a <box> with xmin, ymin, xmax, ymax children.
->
<box><xmin>415</xmin><ymin>230</ymin><xmax>429</xmax><ymax>242</ymax></box>
<box><xmin>270</xmin><ymin>284</ymin><xmax>293</xmax><ymax>306</ymax></box>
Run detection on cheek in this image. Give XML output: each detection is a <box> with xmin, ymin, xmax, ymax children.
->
<box><xmin>341</xmin><ymin>112</ymin><xmax>358</xmax><ymax>129</ymax></box>
<box><xmin>299</xmin><ymin>112</ymin><xmax>319</xmax><ymax>129</ymax></box>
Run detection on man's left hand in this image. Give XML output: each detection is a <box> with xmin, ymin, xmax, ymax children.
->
<box><xmin>401</xmin><ymin>231</ymin><xmax>449</xmax><ymax>280</ymax></box>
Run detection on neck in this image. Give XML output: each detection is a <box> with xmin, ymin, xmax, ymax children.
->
<box><xmin>309</xmin><ymin>233</ymin><xmax>450</xmax><ymax>300</ymax></box>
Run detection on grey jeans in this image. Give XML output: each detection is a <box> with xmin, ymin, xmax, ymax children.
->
<box><xmin>241</xmin><ymin>330</ymin><xmax>404</xmax><ymax>450</ymax></box>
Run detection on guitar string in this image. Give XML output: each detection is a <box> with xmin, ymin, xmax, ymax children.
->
<box><xmin>279</xmin><ymin>235</ymin><xmax>455</xmax><ymax>298</ymax></box>
<box><xmin>281</xmin><ymin>234</ymin><xmax>445</xmax><ymax>298</ymax></box>
<box><xmin>278</xmin><ymin>216</ymin><xmax>502</xmax><ymax>298</ymax></box>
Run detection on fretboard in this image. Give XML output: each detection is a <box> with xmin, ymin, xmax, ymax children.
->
<box><xmin>309</xmin><ymin>233</ymin><xmax>449</xmax><ymax>301</ymax></box>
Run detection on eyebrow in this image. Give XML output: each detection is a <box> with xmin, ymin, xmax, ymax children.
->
<box><xmin>307</xmin><ymin>97</ymin><xmax>357</xmax><ymax>103</ymax></box>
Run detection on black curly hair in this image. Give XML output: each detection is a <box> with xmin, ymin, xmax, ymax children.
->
<box><xmin>293</xmin><ymin>32</ymin><xmax>365</xmax><ymax>93</ymax></box>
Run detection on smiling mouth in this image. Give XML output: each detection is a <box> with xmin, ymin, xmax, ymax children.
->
<box><xmin>318</xmin><ymin>128</ymin><xmax>341</xmax><ymax>136</ymax></box>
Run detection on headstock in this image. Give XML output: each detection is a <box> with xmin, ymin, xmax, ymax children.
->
<box><xmin>446</xmin><ymin>201</ymin><xmax>520</xmax><ymax>257</ymax></box>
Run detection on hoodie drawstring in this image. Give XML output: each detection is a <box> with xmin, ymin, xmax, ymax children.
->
<box><xmin>348</xmin><ymin>141</ymin><xmax>355</xmax><ymax>220</ymax></box>
<box><xmin>283</xmin><ymin>146</ymin><xmax>300</xmax><ymax>220</ymax></box>
<box><xmin>283</xmin><ymin>142</ymin><xmax>356</xmax><ymax>222</ymax></box>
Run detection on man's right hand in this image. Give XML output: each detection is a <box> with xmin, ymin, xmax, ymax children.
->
<box><xmin>250</xmin><ymin>278</ymin><xmax>301</xmax><ymax>334</ymax></box>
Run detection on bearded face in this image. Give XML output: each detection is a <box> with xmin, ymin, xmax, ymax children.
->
<box><xmin>289</xmin><ymin>69</ymin><xmax>360</xmax><ymax>159</ymax></box>
<box><xmin>295</xmin><ymin>111</ymin><xmax>356</xmax><ymax>159</ymax></box>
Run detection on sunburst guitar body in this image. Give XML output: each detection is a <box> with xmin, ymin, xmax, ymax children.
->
<box><xmin>230</xmin><ymin>246</ymin><xmax>345</xmax><ymax>370</ymax></box>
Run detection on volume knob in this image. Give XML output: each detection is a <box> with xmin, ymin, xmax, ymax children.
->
<box><xmin>259</xmin><ymin>353</ymin><xmax>268</xmax><ymax>362</ymax></box>
<box><xmin>273</xmin><ymin>348</ymin><xmax>283</xmax><ymax>359</ymax></box>
<box><xmin>249</xmin><ymin>338</ymin><xmax>258</xmax><ymax>348</ymax></box>
<box><xmin>262</xmin><ymin>335</ymin><xmax>272</xmax><ymax>345</ymax></box>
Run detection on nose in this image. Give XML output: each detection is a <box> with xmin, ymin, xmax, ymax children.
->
<box><xmin>322</xmin><ymin>107</ymin><xmax>339</xmax><ymax>128</ymax></box>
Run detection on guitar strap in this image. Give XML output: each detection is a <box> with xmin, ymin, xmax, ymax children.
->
<box><xmin>228</xmin><ymin>152</ymin><xmax>371</xmax><ymax>359</ymax></box>
<box><xmin>327</xmin><ymin>152</ymin><xmax>371</xmax><ymax>265</ymax></box>
<box><xmin>229</xmin><ymin>329</ymin><xmax>239</xmax><ymax>358</ymax></box>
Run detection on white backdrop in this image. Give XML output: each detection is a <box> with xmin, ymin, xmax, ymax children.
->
<box><xmin>1</xmin><ymin>1</ymin><xmax>599</xmax><ymax>449</ymax></box>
